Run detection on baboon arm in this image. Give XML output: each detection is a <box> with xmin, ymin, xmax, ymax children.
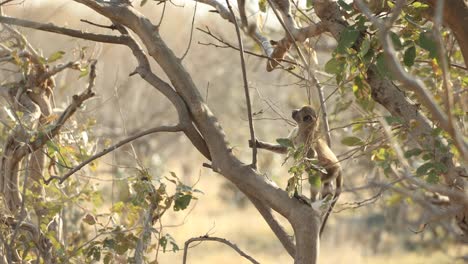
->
<box><xmin>251</xmin><ymin>140</ymin><xmax>288</xmax><ymax>154</ymax></box>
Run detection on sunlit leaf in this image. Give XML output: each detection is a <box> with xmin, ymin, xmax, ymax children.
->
<box><xmin>47</xmin><ymin>51</ymin><xmax>65</xmax><ymax>63</ymax></box>
<box><xmin>258</xmin><ymin>0</ymin><xmax>267</xmax><ymax>12</ymax></box>
<box><xmin>341</xmin><ymin>136</ymin><xmax>364</xmax><ymax>146</ymax></box>
<box><xmin>359</xmin><ymin>37</ymin><xmax>371</xmax><ymax>57</ymax></box>
<box><xmin>336</xmin><ymin>28</ymin><xmax>360</xmax><ymax>53</ymax></box>
<box><xmin>276</xmin><ymin>138</ymin><xmax>294</xmax><ymax>148</ymax></box>
<box><xmin>308</xmin><ymin>173</ymin><xmax>322</xmax><ymax>188</ymax></box>
<box><xmin>324</xmin><ymin>57</ymin><xmax>343</xmax><ymax>74</ymax></box>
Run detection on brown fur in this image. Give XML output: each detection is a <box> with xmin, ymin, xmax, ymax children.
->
<box><xmin>252</xmin><ymin>106</ymin><xmax>342</xmax><ymax>237</ymax></box>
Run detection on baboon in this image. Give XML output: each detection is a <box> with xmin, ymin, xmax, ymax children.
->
<box><xmin>250</xmin><ymin>106</ymin><xmax>342</xmax><ymax>236</ymax></box>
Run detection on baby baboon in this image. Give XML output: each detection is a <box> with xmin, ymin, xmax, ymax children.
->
<box><xmin>250</xmin><ymin>105</ymin><xmax>342</xmax><ymax>236</ymax></box>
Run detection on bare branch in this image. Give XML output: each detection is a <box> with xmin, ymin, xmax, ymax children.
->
<box><xmin>183</xmin><ymin>235</ymin><xmax>259</xmax><ymax>264</ymax></box>
<box><xmin>0</xmin><ymin>15</ymin><xmax>125</xmax><ymax>44</ymax></box>
<box><xmin>181</xmin><ymin>1</ymin><xmax>198</xmax><ymax>60</ymax></box>
<box><xmin>195</xmin><ymin>0</ymin><xmax>274</xmax><ymax>57</ymax></box>
<box><xmin>226</xmin><ymin>0</ymin><xmax>257</xmax><ymax>168</ymax></box>
<box><xmin>43</xmin><ymin>125</ymin><xmax>182</xmax><ymax>185</ymax></box>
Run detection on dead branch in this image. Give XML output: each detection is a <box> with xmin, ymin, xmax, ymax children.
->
<box><xmin>183</xmin><ymin>235</ymin><xmax>260</xmax><ymax>264</ymax></box>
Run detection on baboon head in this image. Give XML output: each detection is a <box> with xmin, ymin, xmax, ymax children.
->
<box><xmin>292</xmin><ymin>105</ymin><xmax>319</xmax><ymax>131</ymax></box>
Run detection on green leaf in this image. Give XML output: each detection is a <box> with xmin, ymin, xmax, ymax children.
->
<box><xmin>324</xmin><ymin>58</ymin><xmax>342</xmax><ymax>74</ymax></box>
<box><xmin>308</xmin><ymin>173</ymin><xmax>322</xmax><ymax>188</ymax></box>
<box><xmin>359</xmin><ymin>37</ymin><xmax>371</xmax><ymax>57</ymax></box>
<box><xmin>433</xmin><ymin>162</ymin><xmax>447</xmax><ymax>174</ymax></box>
<box><xmin>160</xmin><ymin>234</ymin><xmax>179</xmax><ymax>253</ymax></box>
<box><xmin>276</xmin><ymin>138</ymin><xmax>294</xmax><ymax>148</ymax></box>
<box><xmin>375</xmin><ymin>53</ymin><xmax>393</xmax><ymax>79</ymax></box>
<box><xmin>390</xmin><ymin>32</ymin><xmax>403</xmax><ymax>50</ymax></box>
<box><xmin>418</xmin><ymin>31</ymin><xmax>437</xmax><ymax>58</ymax></box>
<box><xmin>46</xmin><ymin>141</ymin><xmax>60</xmax><ymax>153</ymax></box>
<box><xmin>426</xmin><ymin>171</ymin><xmax>439</xmax><ymax>184</ymax></box>
<box><xmin>384</xmin><ymin>115</ymin><xmax>402</xmax><ymax>125</ymax></box>
<box><xmin>338</xmin><ymin>0</ymin><xmax>352</xmax><ymax>11</ymax></box>
<box><xmin>140</xmin><ymin>0</ymin><xmax>148</xmax><ymax>6</ymax></box>
<box><xmin>174</xmin><ymin>194</ymin><xmax>192</xmax><ymax>211</ymax></box>
<box><xmin>412</xmin><ymin>1</ymin><xmax>429</xmax><ymax>8</ymax></box>
<box><xmin>404</xmin><ymin>148</ymin><xmax>422</xmax><ymax>158</ymax></box>
<box><xmin>403</xmin><ymin>46</ymin><xmax>416</xmax><ymax>67</ymax></box>
<box><xmin>416</xmin><ymin>162</ymin><xmax>434</xmax><ymax>175</ymax></box>
<box><xmin>47</xmin><ymin>51</ymin><xmax>65</xmax><ymax>63</ymax></box>
<box><xmin>462</xmin><ymin>76</ymin><xmax>468</xmax><ymax>86</ymax></box>
<box><xmin>336</xmin><ymin>28</ymin><xmax>360</xmax><ymax>53</ymax></box>
<box><xmin>104</xmin><ymin>254</ymin><xmax>112</xmax><ymax>264</ymax></box>
<box><xmin>103</xmin><ymin>238</ymin><xmax>115</xmax><ymax>250</ymax></box>
<box><xmin>79</xmin><ymin>66</ymin><xmax>89</xmax><ymax>79</ymax></box>
<box><xmin>258</xmin><ymin>0</ymin><xmax>267</xmax><ymax>12</ymax></box>
<box><xmin>341</xmin><ymin>136</ymin><xmax>364</xmax><ymax>146</ymax></box>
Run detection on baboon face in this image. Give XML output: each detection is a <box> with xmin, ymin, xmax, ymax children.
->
<box><xmin>292</xmin><ymin>106</ymin><xmax>318</xmax><ymax>127</ymax></box>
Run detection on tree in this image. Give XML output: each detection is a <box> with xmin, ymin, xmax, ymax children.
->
<box><xmin>0</xmin><ymin>0</ymin><xmax>466</xmax><ymax>263</ymax></box>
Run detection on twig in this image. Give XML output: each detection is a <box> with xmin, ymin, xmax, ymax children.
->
<box><xmin>197</xmin><ymin>27</ymin><xmax>300</xmax><ymax>66</ymax></box>
<box><xmin>226</xmin><ymin>0</ymin><xmax>257</xmax><ymax>168</ymax></box>
<box><xmin>44</xmin><ymin>125</ymin><xmax>182</xmax><ymax>185</ymax></box>
<box><xmin>80</xmin><ymin>19</ymin><xmax>117</xmax><ymax>30</ymax></box>
<box><xmin>0</xmin><ymin>16</ymin><xmax>125</xmax><ymax>44</ymax></box>
<box><xmin>183</xmin><ymin>235</ymin><xmax>259</xmax><ymax>264</ymax></box>
<box><xmin>0</xmin><ymin>0</ymin><xmax>16</xmax><ymax>6</ymax></box>
<box><xmin>414</xmin><ymin>60</ymin><xmax>467</xmax><ymax>71</ymax></box>
<box><xmin>181</xmin><ymin>1</ymin><xmax>198</xmax><ymax>60</ymax></box>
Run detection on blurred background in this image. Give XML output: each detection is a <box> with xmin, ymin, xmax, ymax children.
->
<box><xmin>2</xmin><ymin>0</ymin><xmax>465</xmax><ymax>263</ymax></box>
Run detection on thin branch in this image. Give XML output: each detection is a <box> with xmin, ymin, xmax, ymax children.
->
<box><xmin>197</xmin><ymin>27</ymin><xmax>300</xmax><ymax>67</ymax></box>
<box><xmin>0</xmin><ymin>0</ymin><xmax>16</xmax><ymax>6</ymax></box>
<box><xmin>414</xmin><ymin>59</ymin><xmax>468</xmax><ymax>71</ymax></box>
<box><xmin>0</xmin><ymin>16</ymin><xmax>125</xmax><ymax>44</ymax></box>
<box><xmin>181</xmin><ymin>1</ymin><xmax>197</xmax><ymax>60</ymax></box>
<box><xmin>195</xmin><ymin>0</ymin><xmax>274</xmax><ymax>57</ymax></box>
<box><xmin>43</xmin><ymin>125</ymin><xmax>182</xmax><ymax>185</ymax></box>
<box><xmin>80</xmin><ymin>18</ymin><xmax>117</xmax><ymax>30</ymax></box>
<box><xmin>183</xmin><ymin>235</ymin><xmax>259</xmax><ymax>264</ymax></box>
<box><xmin>226</xmin><ymin>0</ymin><xmax>257</xmax><ymax>168</ymax></box>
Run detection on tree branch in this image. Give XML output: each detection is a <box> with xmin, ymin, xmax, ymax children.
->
<box><xmin>43</xmin><ymin>125</ymin><xmax>182</xmax><ymax>185</ymax></box>
<box><xmin>226</xmin><ymin>0</ymin><xmax>257</xmax><ymax>168</ymax></box>
<box><xmin>0</xmin><ymin>16</ymin><xmax>125</xmax><ymax>44</ymax></box>
<box><xmin>183</xmin><ymin>235</ymin><xmax>259</xmax><ymax>264</ymax></box>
